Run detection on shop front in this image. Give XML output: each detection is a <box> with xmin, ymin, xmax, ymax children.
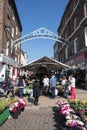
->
<box><xmin>65</xmin><ymin>51</ymin><xmax>87</xmax><ymax>89</ymax></box>
<box><xmin>0</xmin><ymin>53</ymin><xmax>20</xmax><ymax>82</ymax></box>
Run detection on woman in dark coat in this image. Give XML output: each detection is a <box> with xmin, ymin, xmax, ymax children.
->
<box><xmin>6</xmin><ymin>76</ymin><xmax>14</xmax><ymax>97</ymax></box>
<box><xmin>33</xmin><ymin>79</ymin><xmax>40</xmax><ymax>105</ymax></box>
<box><xmin>17</xmin><ymin>76</ymin><xmax>25</xmax><ymax>98</ymax></box>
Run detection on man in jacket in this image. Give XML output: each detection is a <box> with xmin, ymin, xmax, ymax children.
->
<box><xmin>50</xmin><ymin>72</ymin><xmax>57</xmax><ymax>99</ymax></box>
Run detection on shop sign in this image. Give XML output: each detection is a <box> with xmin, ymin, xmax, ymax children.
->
<box><xmin>66</xmin><ymin>53</ymin><xmax>85</xmax><ymax>66</ymax></box>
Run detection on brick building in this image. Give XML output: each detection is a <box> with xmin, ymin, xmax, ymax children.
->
<box><xmin>54</xmin><ymin>0</ymin><xmax>87</xmax><ymax>89</ymax></box>
<box><xmin>0</xmin><ymin>0</ymin><xmax>22</xmax><ymax>81</ymax></box>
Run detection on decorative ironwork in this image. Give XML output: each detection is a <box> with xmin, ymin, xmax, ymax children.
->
<box><xmin>13</xmin><ymin>27</ymin><xmax>64</xmax><ymax>46</ymax></box>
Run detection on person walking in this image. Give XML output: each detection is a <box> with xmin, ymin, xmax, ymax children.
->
<box><xmin>68</xmin><ymin>73</ymin><xmax>76</xmax><ymax>99</ymax></box>
<box><xmin>17</xmin><ymin>76</ymin><xmax>25</xmax><ymax>98</ymax></box>
<box><xmin>33</xmin><ymin>78</ymin><xmax>40</xmax><ymax>105</ymax></box>
<box><xmin>43</xmin><ymin>75</ymin><xmax>49</xmax><ymax>94</ymax></box>
<box><xmin>61</xmin><ymin>75</ymin><xmax>68</xmax><ymax>98</ymax></box>
<box><xmin>50</xmin><ymin>72</ymin><xmax>57</xmax><ymax>99</ymax></box>
<box><xmin>6</xmin><ymin>76</ymin><xmax>15</xmax><ymax>97</ymax></box>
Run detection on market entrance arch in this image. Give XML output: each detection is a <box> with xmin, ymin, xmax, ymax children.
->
<box><xmin>13</xmin><ymin>27</ymin><xmax>71</xmax><ymax>76</ymax></box>
<box><xmin>12</xmin><ymin>27</ymin><xmax>65</xmax><ymax>46</ymax></box>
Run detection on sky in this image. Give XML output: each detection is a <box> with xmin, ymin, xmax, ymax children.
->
<box><xmin>15</xmin><ymin>0</ymin><xmax>69</xmax><ymax>63</ymax></box>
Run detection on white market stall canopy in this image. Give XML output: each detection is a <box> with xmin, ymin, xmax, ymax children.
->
<box><xmin>20</xmin><ymin>56</ymin><xmax>71</xmax><ymax>71</ymax></box>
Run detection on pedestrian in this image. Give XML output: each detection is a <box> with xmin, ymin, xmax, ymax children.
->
<box><xmin>50</xmin><ymin>72</ymin><xmax>57</xmax><ymax>99</ymax></box>
<box><xmin>68</xmin><ymin>73</ymin><xmax>76</xmax><ymax>99</ymax></box>
<box><xmin>39</xmin><ymin>76</ymin><xmax>43</xmax><ymax>95</ymax></box>
<box><xmin>17</xmin><ymin>76</ymin><xmax>25</xmax><ymax>98</ymax></box>
<box><xmin>0</xmin><ymin>74</ymin><xmax>5</xmax><ymax>87</ymax></box>
<box><xmin>43</xmin><ymin>75</ymin><xmax>49</xmax><ymax>95</ymax></box>
<box><xmin>6</xmin><ymin>76</ymin><xmax>15</xmax><ymax>97</ymax></box>
<box><xmin>33</xmin><ymin>78</ymin><xmax>40</xmax><ymax>105</ymax></box>
<box><xmin>61</xmin><ymin>75</ymin><xmax>68</xmax><ymax>98</ymax></box>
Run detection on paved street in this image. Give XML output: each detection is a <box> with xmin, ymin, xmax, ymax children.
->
<box><xmin>0</xmin><ymin>88</ymin><xmax>87</xmax><ymax>130</ymax></box>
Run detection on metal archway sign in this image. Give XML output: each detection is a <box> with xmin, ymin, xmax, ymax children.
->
<box><xmin>13</xmin><ymin>27</ymin><xmax>64</xmax><ymax>46</ymax></box>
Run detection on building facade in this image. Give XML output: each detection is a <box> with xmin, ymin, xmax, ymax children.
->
<box><xmin>0</xmin><ymin>0</ymin><xmax>22</xmax><ymax>81</ymax></box>
<box><xmin>54</xmin><ymin>0</ymin><xmax>87</xmax><ymax>89</ymax></box>
<box><xmin>21</xmin><ymin>50</ymin><xmax>28</xmax><ymax>66</ymax></box>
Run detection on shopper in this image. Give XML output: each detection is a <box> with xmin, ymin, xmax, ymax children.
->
<box><xmin>61</xmin><ymin>75</ymin><xmax>68</xmax><ymax>98</ymax></box>
<box><xmin>50</xmin><ymin>72</ymin><xmax>57</xmax><ymax>99</ymax></box>
<box><xmin>33</xmin><ymin>78</ymin><xmax>40</xmax><ymax>105</ymax></box>
<box><xmin>17</xmin><ymin>76</ymin><xmax>25</xmax><ymax>98</ymax></box>
<box><xmin>68</xmin><ymin>73</ymin><xmax>76</xmax><ymax>99</ymax></box>
<box><xmin>43</xmin><ymin>75</ymin><xmax>49</xmax><ymax>94</ymax></box>
<box><xmin>6</xmin><ymin>76</ymin><xmax>14</xmax><ymax>97</ymax></box>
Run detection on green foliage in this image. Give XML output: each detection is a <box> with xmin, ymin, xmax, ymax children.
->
<box><xmin>0</xmin><ymin>97</ymin><xmax>18</xmax><ymax>112</ymax></box>
<box><xmin>70</xmin><ymin>100</ymin><xmax>87</xmax><ymax>124</ymax></box>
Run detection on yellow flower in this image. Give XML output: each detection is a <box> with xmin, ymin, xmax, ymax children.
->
<box><xmin>82</xmin><ymin>100</ymin><xmax>87</xmax><ymax>104</ymax></box>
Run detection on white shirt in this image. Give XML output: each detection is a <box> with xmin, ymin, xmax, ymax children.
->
<box><xmin>61</xmin><ymin>79</ymin><xmax>67</xmax><ymax>86</ymax></box>
<box><xmin>69</xmin><ymin>76</ymin><xmax>75</xmax><ymax>87</ymax></box>
<box><xmin>43</xmin><ymin>78</ymin><xmax>49</xmax><ymax>87</ymax></box>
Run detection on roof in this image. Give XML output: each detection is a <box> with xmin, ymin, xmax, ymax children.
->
<box><xmin>20</xmin><ymin>56</ymin><xmax>71</xmax><ymax>71</ymax></box>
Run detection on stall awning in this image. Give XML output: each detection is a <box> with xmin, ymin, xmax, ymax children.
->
<box><xmin>20</xmin><ymin>56</ymin><xmax>71</xmax><ymax>71</ymax></box>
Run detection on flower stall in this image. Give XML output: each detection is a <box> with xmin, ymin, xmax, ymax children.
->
<box><xmin>0</xmin><ymin>97</ymin><xmax>26</xmax><ymax>125</ymax></box>
<box><xmin>9</xmin><ymin>98</ymin><xmax>26</xmax><ymax>119</ymax></box>
<box><xmin>56</xmin><ymin>84</ymin><xmax>71</xmax><ymax>96</ymax></box>
<box><xmin>0</xmin><ymin>97</ymin><xmax>18</xmax><ymax>125</ymax></box>
<box><xmin>69</xmin><ymin>99</ymin><xmax>87</xmax><ymax>128</ymax></box>
<box><xmin>57</xmin><ymin>100</ymin><xmax>87</xmax><ymax>130</ymax></box>
<box><xmin>24</xmin><ymin>85</ymin><xmax>33</xmax><ymax>97</ymax></box>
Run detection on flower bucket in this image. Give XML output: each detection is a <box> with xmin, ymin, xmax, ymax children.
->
<box><xmin>10</xmin><ymin>110</ymin><xmax>18</xmax><ymax>119</ymax></box>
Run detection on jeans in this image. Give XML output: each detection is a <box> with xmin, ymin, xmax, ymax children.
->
<box><xmin>63</xmin><ymin>86</ymin><xmax>67</xmax><ymax>97</ymax></box>
<box><xmin>19</xmin><ymin>88</ymin><xmax>23</xmax><ymax>97</ymax></box>
<box><xmin>51</xmin><ymin>87</ymin><xmax>55</xmax><ymax>98</ymax></box>
<box><xmin>7</xmin><ymin>89</ymin><xmax>14</xmax><ymax>97</ymax></box>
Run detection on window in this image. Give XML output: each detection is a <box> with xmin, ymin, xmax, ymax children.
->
<box><xmin>16</xmin><ymin>26</ymin><xmax>18</xmax><ymax>35</ymax></box>
<box><xmin>7</xmin><ymin>14</ymin><xmax>10</xmax><ymax>20</ymax></box>
<box><xmin>70</xmin><ymin>42</ymin><xmax>74</xmax><ymax>55</ymax></box>
<box><xmin>12</xmin><ymin>11</ymin><xmax>15</xmax><ymax>20</ymax></box>
<box><xmin>18</xmin><ymin>55</ymin><xmax>20</xmax><ymax>64</ymax></box>
<box><xmin>54</xmin><ymin>43</ymin><xmax>58</xmax><ymax>54</ymax></box>
<box><xmin>12</xmin><ymin>27</ymin><xmax>14</xmax><ymax>38</ymax></box>
<box><xmin>73</xmin><ymin>0</ymin><xmax>78</xmax><ymax>11</ymax></box>
<box><xmin>11</xmin><ymin>39</ymin><xmax>14</xmax><ymax>53</ymax></box>
<box><xmin>65</xmin><ymin>47</ymin><xmax>68</xmax><ymax>59</ymax></box>
<box><xmin>84</xmin><ymin>27</ymin><xmax>87</xmax><ymax>46</ymax></box>
<box><xmin>8</xmin><ymin>0</ymin><xmax>11</xmax><ymax>6</ymax></box>
<box><xmin>84</xmin><ymin>0</ymin><xmax>87</xmax><ymax>16</ymax></box>
<box><xmin>74</xmin><ymin>17</ymin><xmax>77</xmax><ymax>31</ymax></box>
<box><xmin>8</xmin><ymin>0</ymin><xmax>11</xmax><ymax>10</ymax></box>
<box><xmin>6</xmin><ymin>42</ymin><xmax>9</xmax><ymax>56</ymax></box>
<box><xmin>74</xmin><ymin>38</ymin><xmax>78</xmax><ymax>54</ymax></box>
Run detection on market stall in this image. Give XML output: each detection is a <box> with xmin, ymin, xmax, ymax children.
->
<box><xmin>56</xmin><ymin>99</ymin><xmax>87</xmax><ymax>129</ymax></box>
<box><xmin>0</xmin><ymin>97</ymin><xmax>26</xmax><ymax>125</ymax></box>
<box><xmin>20</xmin><ymin>56</ymin><xmax>71</xmax><ymax>74</ymax></box>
